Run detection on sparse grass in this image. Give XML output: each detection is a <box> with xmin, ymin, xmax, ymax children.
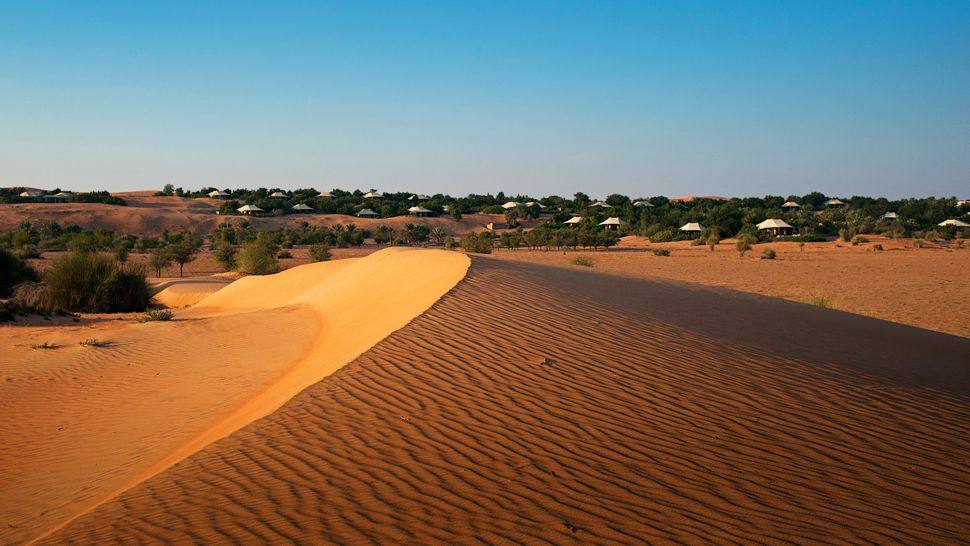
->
<box><xmin>31</xmin><ymin>341</ymin><xmax>59</xmax><ymax>350</ymax></box>
<box><xmin>79</xmin><ymin>338</ymin><xmax>109</xmax><ymax>347</ymax></box>
<box><xmin>140</xmin><ymin>309</ymin><xmax>174</xmax><ymax>322</ymax></box>
<box><xmin>652</xmin><ymin>248</ymin><xmax>670</xmax><ymax>257</ymax></box>
<box><xmin>811</xmin><ymin>294</ymin><xmax>835</xmax><ymax>309</ymax></box>
<box><xmin>571</xmin><ymin>257</ymin><xmax>594</xmax><ymax>267</ymax></box>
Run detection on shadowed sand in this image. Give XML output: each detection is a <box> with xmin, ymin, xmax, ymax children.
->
<box><xmin>42</xmin><ymin>257</ymin><xmax>969</xmax><ymax>544</ymax></box>
<box><xmin>0</xmin><ymin>248</ymin><xmax>469</xmax><ymax>545</ymax></box>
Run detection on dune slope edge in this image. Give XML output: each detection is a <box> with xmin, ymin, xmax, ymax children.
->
<box><xmin>0</xmin><ymin>248</ymin><xmax>469</xmax><ymax>545</ymax></box>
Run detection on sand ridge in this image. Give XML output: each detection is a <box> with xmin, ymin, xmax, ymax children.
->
<box><xmin>46</xmin><ymin>257</ymin><xmax>970</xmax><ymax>544</ymax></box>
<box><xmin>0</xmin><ymin>248</ymin><xmax>469</xmax><ymax>544</ymax></box>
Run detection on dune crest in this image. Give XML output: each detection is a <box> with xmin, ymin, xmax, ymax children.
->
<box><xmin>0</xmin><ymin>248</ymin><xmax>469</xmax><ymax>545</ymax></box>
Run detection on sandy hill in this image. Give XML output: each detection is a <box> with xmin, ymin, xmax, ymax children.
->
<box><xmin>0</xmin><ymin>249</ymin><xmax>469</xmax><ymax>544</ymax></box>
<box><xmin>0</xmin><ymin>195</ymin><xmax>504</xmax><ymax>236</ymax></box>
<box><xmin>9</xmin><ymin>256</ymin><xmax>966</xmax><ymax>543</ymax></box>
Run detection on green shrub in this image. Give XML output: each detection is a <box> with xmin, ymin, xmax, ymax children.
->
<box><xmin>140</xmin><ymin>309</ymin><xmax>173</xmax><ymax>322</ymax></box>
<box><xmin>213</xmin><ymin>243</ymin><xmax>237</xmax><ymax>271</ymax></box>
<box><xmin>571</xmin><ymin>257</ymin><xmax>593</xmax><ymax>267</ymax></box>
<box><xmin>760</xmin><ymin>248</ymin><xmax>777</xmax><ymax>260</ymax></box>
<box><xmin>652</xmin><ymin>248</ymin><xmax>670</xmax><ymax>256</ymax></box>
<box><xmin>42</xmin><ymin>251</ymin><xmax>149</xmax><ymax>313</ymax></box>
<box><xmin>237</xmin><ymin>240</ymin><xmax>280</xmax><ymax>274</ymax></box>
<box><xmin>460</xmin><ymin>232</ymin><xmax>493</xmax><ymax>254</ymax></box>
<box><xmin>0</xmin><ymin>247</ymin><xmax>39</xmax><ymax>297</ymax></box>
<box><xmin>649</xmin><ymin>228</ymin><xmax>680</xmax><ymax>243</ymax></box>
<box><xmin>308</xmin><ymin>244</ymin><xmax>332</xmax><ymax>262</ymax></box>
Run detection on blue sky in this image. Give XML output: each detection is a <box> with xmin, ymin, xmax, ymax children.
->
<box><xmin>1</xmin><ymin>1</ymin><xmax>967</xmax><ymax>198</ymax></box>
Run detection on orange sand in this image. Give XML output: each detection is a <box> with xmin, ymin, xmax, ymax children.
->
<box><xmin>0</xmin><ymin>248</ymin><xmax>468</xmax><ymax>544</ymax></box>
<box><xmin>491</xmin><ymin>236</ymin><xmax>970</xmax><ymax>338</ymax></box>
<box><xmin>40</xmin><ymin>256</ymin><xmax>970</xmax><ymax>544</ymax></box>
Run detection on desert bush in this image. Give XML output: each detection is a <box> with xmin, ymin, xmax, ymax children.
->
<box><xmin>760</xmin><ymin>248</ymin><xmax>777</xmax><ymax>260</ymax></box>
<box><xmin>690</xmin><ymin>237</ymin><xmax>705</xmax><ymax>246</ymax></box>
<box><xmin>79</xmin><ymin>338</ymin><xmax>109</xmax><ymax>347</ymax></box>
<box><xmin>872</xmin><ymin>243</ymin><xmax>883</xmax><ymax>251</ymax></box>
<box><xmin>32</xmin><ymin>341</ymin><xmax>59</xmax><ymax>350</ymax></box>
<box><xmin>851</xmin><ymin>235</ymin><xmax>868</xmax><ymax>245</ymax></box>
<box><xmin>140</xmin><ymin>309</ymin><xmax>173</xmax><ymax>322</ymax></box>
<box><xmin>572</xmin><ymin>257</ymin><xmax>593</xmax><ymax>267</ymax></box>
<box><xmin>838</xmin><ymin>228</ymin><xmax>853</xmax><ymax>242</ymax></box>
<box><xmin>706</xmin><ymin>233</ymin><xmax>720</xmax><ymax>252</ymax></box>
<box><xmin>811</xmin><ymin>294</ymin><xmax>834</xmax><ymax>309</ymax></box>
<box><xmin>114</xmin><ymin>245</ymin><xmax>129</xmax><ymax>263</ymax></box>
<box><xmin>42</xmin><ymin>251</ymin><xmax>150</xmax><ymax>313</ymax></box>
<box><xmin>912</xmin><ymin>239</ymin><xmax>924</xmax><ymax>248</ymax></box>
<box><xmin>237</xmin><ymin>240</ymin><xmax>280</xmax><ymax>274</ymax></box>
<box><xmin>460</xmin><ymin>232</ymin><xmax>493</xmax><ymax>254</ymax></box>
<box><xmin>213</xmin><ymin>243</ymin><xmax>238</xmax><ymax>271</ymax></box>
<box><xmin>0</xmin><ymin>247</ymin><xmax>39</xmax><ymax>297</ymax></box>
<box><xmin>736</xmin><ymin>234</ymin><xmax>755</xmax><ymax>257</ymax></box>
<box><xmin>15</xmin><ymin>245</ymin><xmax>41</xmax><ymax>259</ymax></box>
<box><xmin>308</xmin><ymin>244</ymin><xmax>332</xmax><ymax>262</ymax></box>
<box><xmin>652</xmin><ymin>248</ymin><xmax>670</xmax><ymax>256</ymax></box>
<box><xmin>277</xmin><ymin>250</ymin><xmax>292</xmax><ymax>259</ymax></box>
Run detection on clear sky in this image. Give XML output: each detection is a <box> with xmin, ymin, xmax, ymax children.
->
<box><xmin>1</xmin><ymin>1</ymin><xmax>967</xmax><ymax>199</ymax></box>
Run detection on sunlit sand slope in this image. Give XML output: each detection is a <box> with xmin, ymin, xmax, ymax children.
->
<box><xmin>0</xmin><ymin>248</ymin><xmax>469</xmax><ymax>545</ymax></box>
<box><xmin>49</xmin><ymin>258</ymin><xmax>969</xmax><ymax>544</ymax></box>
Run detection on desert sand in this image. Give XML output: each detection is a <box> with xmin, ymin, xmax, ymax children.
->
<box><xmin>0</xmin><ymin>248</ymin><xmax>469</xmax><ymax>544</ymax></box>
<box><xmin>492</xmin><ymin>236</ymin><xmax>970</xmax><ymax>338</ymax></box>
<box><xmin>4</xmin><ymin>255</ymin><xmax>963</xmax><ymax>544</ymax></box>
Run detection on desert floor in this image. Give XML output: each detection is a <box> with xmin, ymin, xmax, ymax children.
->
<box><xmin>489</xmin><ymin>235</ymin><xmax>970</xmax><ymax>338</ymax></box>
<box><xmin>1</xmin><ymin>252</ymin><xmax>965</xmax><ymax>544</ymax></box>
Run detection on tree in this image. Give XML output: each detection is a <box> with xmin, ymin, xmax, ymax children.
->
<box><xmin>374</xmin><ymin>225</ymin><xmax>395</xmax><ymax>245</ymax></box>
<box><xmin>237</xmin><ymin>239</ymin><xmax>279</xmax><ymax>274</ymax></box>
<box><xmin>162</xmin><ymin>183</ymin><xmax>175</xmax><ymax>196</ymax></box>
<box><xmin>149</xmin><ymin>248</ymin><xmax>173</xmax><ymax>277</ymax></box>
<box><xmin>167</xmin><ymin>236</ymin><xmax>202</xmax><ymax>277</ymax></box>
<box><xmin>213</xmin><ymin>242</ymin><xmax>238</xmax><ymax>271</ymax></box>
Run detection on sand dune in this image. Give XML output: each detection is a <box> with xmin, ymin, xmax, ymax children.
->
<box><xmin>44</xmin><ymin>257</ymin><xmax>970</xmax><ymax>544</ymax></box>
<box><xmin>0</xmin><ymin>248</ymin><xmax>469</xmax><ymax>544</ymax></box>
<box><xmin>151</xmin><ymin>278</ymin><xmax>232</xmax><ymax>307</ymax></box>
